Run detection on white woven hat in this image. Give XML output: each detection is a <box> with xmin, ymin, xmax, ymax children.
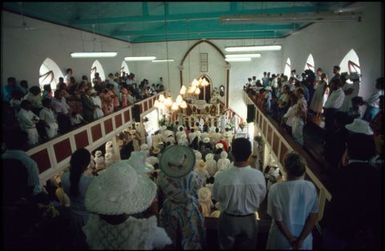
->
<box><xmin>205</xmin><ymin>153</ymin><xmax>214</xmax><ymax>161</ymax></box>
<box><xmin>220</xmin><ymin>151</ymin><xmax>228</xmax><ymax>159</ymax></box>
<box><xmin>345</xmin><ymin>118</ymin><xmax>373</xmax><ymax>135</ymax></box>
<box><xmin>123</xmin><ymin>151</ymin><xmax>154</xmax><ymax>174</ymax></box>
<box><xmin>85</xmin><ymin>162</ymin><xmax>157</xmax><ymax>215</ymax></box>
<box><xmin>194</xmin><ymin>150</ymin><xmax>202</xmax><ymax>160</ymax></box>
<box><xmin>216</xmin><ymin>143</ymin><xmax>224</xmax><ymax>149</ymax></box>
<box><xmin>159</xmin><ymin>145</ymin><xmax>195</xmax><ymax>178</ymax></box>
<box><xmin>203</xmin><ymin>137</ymin><xmax>210</xmax><ymax>144</ymax></box>
<box><xmin>140</xmin><ymin>143</ymin><xmax>149</xmax><ymax>151</ymax></box>
<box><xmin>198</xmin><ymin>187</ymin><xmax>212</xmax><ymax>202</ymax></box>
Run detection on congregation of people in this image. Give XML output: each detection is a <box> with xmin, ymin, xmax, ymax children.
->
<box><xmin>1</xmin><ymin>69</ymin><xmax>165</xmax><ymax>148</ymax></box>
<box><xmin>1</xmin><ymin>65</ymin><xmax>383</xmax><ymax>250</ymax></box>
<box><xmin>244</xmin><ymin>67</ymin><xmax>383</xmax><ymax>170</ymax></box>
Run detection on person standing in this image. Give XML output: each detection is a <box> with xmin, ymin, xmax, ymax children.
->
<box><xmin>266</xmin><ymin>152</ymin><xmax>319</xmax><ymax>250</ymax></box>
<box><xmin>323</xmin><ymin>78</ymin><xmax>345</xmax><ymax>133</ymax></box>
<box><xmin>157</xmin><ymin>145</ymin><xmax>205</xmax><ymax>249</ymax></box>
<box><xmin>213</xmin><ymin>138</ymin><xmax>266</xmax><ymax>249</ymax></box>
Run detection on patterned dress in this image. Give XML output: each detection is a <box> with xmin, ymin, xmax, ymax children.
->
<box><xmin>157</xmin><ymin>171</ymin><xmax>205</xmax><ymax>249</ymax></box>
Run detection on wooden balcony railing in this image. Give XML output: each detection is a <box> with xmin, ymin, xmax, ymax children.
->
<box><xmin>28</xmin><ymin>92</ymin><xmax>164</xmax><ymax>184</ymax></box>
<box><xmin>245</xmin><ymin>91</ymin><xmax>332</xmax><ymax>227</ymax></box>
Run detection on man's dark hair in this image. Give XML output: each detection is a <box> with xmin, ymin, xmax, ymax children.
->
<box><xmin>346</xmin><ymin>133</ymin><xmax>376</xmax><ymax>160</ymax></box>
<box><xmin>231</xmin><ymin>138</ymin><xmax>251</xmax><ymax>162</ymax></box>
<box><xmin>284</xmin><ymin>152</ymin><xmax>306</xmax><ymax>177</ymax></box>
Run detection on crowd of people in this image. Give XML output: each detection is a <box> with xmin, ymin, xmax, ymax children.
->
<box><xmin>1</xmin><ymin>69</ymin><xmax>165</xmax><ymax>148</ymax></box>
<box><xmin>2</xmin><ymin>65</ymin><xmax>383</xmax><ymax>250</ymax></box>
<box><xmin>3</xmin><ymin>115</ymin><xmax>324</xmax><ymax>250</ymax></box>
<box><xmin>244</xmin><ymin>68</ymin><xmax>383</xmax><ymax>170</ymax></box>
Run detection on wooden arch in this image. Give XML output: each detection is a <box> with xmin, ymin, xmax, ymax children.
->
<box><xmin>179</xmin><ymin>39</ymin><xmax>230</xmax><ymax>107</ymax></box>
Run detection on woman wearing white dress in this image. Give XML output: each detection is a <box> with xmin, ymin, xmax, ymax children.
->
<box><xmin>90</xmin><ymin>89</ymin><xmax>104</xmax><ymax>119</ymax></box>
<box><xmin>266</xmin><ymin>152</ymin><xmax>319</xmax><ymax>250</ymax></box>
<box><xmin>309</xmin><ymin>73</ymin><xmax>328</xmax><ymax>115</ymax></box>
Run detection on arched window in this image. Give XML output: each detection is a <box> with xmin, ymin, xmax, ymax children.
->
<box><xmin>39</xmin><ymin>58</ymin><xmax>64</xmax><ymax>91</ymax></box>
<box><xmin>121</xmin><ymin>61</ymin><xmax>130</xmax><ymax>77</ymax></box>
<box><xmin>304</xmin><ymin>54</ymin><xmax>315</xmax><ymax>72</ymax></box>
<box><xmin>284</xmin><ymin>58</ymin><xmax>291</xmax><ymax>77</ymax></box>
<box><xmin>90</xmin><ymin>60</ymin><xmax>106</xmax><ymax>82</ymax></box>
<box><xmin>339</xmin><ymin>49</ymin><xmax>361</xmax><ymax>75</ymax></box>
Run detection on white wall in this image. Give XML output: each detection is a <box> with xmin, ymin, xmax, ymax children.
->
<box><xmin>282</xmin><ymin>2</ymin><xmax>383</xmax><ymax>100</ymax></box>
<box><xmin>3</xmin><ymin>2</ymin><xmax>383</xmax><ymax>119</ymax></box>
<box><xmin>1</xmin><ymin>11</ymin><xmax>133</xmax><ymax>84</ymax></box>
<box><xmin>131</xmin><ymin>39</ymin><xmax>283</xmax><ymax>119</ymax></box>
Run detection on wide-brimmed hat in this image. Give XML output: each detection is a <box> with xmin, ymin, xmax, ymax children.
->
<box><xmin>85</xmin><ymin>162</ymin><xmax>157</xmax><ymax>215</ymax></box>
<box><xmin>159</xmin><ymin>145</ymin><xmax>195</xmax><ymax>178</ymax></box>
<box><xmin>345</xmin><ymin>118</ymin><xmax>373</xmax><ymax>135</ymax></box>
<box><xmin>123</xmin><ymin>151</ymin><xmax>154</xmax><ymax>174</ymax></box>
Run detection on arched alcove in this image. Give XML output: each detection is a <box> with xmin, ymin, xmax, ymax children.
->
<box><xmin>90</xmin><ymin>60</ymin><xmax>106</xmax><ymax>82</ymax></box>
<box><xmin>39</xmin><ymin>58</ymin><xmax>64</xmax><ymax>91</ymax></box>
<box><xmin>284</xmin><ymin>58</ymin><xmax>291</xmax><ymax>77</ymax></box>
<box><xmin>339</xmin><ymin>49</ymin><xmax>361</xmax><ymax>75</ymax></box>
<box><xmin>304</xmin><ymin>54</ymin><xmax>315</xmax><ymax>72</ymax></box>
<box><xmin>179</xmin><ymin>40</ymin><xmax>230</xmax><ymax>106</ymax></box>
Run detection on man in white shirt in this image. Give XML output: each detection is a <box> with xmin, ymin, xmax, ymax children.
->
<box><xmin>17</xmin><ymin>100</ymin><xmax>40</xmax><ymax>146</ymax></box>
<box><xmin>324</xmin><ymin>78</ymin><xmax>345</xmax><ymax>133</ymax></box>
<box><xmin>39</xmin><ymin>98</ymin><xmax>58</xmax><ymax>139</ymax></box>
<box><xmin>213</xmin><ymin>138</ymin><xmax>266</xmax><ymax>249</ymax></box>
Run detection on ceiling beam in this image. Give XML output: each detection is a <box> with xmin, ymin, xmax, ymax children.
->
<box><xmin>112</xmin><ymin>23</ymin><xmax>299</xmax><ymax>36</ymax></box>
<box><xmin>70</xmin><ymin>6</ymin><xmax>324</xmax><ymax>25</ymax></box>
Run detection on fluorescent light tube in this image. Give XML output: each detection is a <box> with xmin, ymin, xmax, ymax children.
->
<box><xmin>225</xmin><ymin>45</ymin><xmax>282</xmax><ymax>52</ymax></box>
<box><xmin>225</xmin><ymin>58</ymin><xmax>251</xmax><ymax>62</ymax></box>
<box><xmin>70</xmin><ymin>52</ymin><xmax>117</xmax><ymax>58</ymax></box>
<box><xmin>124</xmin><ymin>56</ymin><xmax>156</xmax><ymax>61</ymax></box>
<box><xmin>226</xmin><ymin>54</ymin><xmax>261</xmax><ymax>58</ymax></box>
<box><xmin>152</xmin><ymin>59</ymin><xmax>175</xmax><ymax>62</ymax></box>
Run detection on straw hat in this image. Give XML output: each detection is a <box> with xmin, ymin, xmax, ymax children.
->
<box><xmin>123</xmin><ymin>151</ymin><xmax>154</xmax><ymax>174</ymax></box>
<box><xmin>345</xmin><ymin>118</ymin><xmax>373</xmax><ymax>135</ymax></box>
<box><xmin>85</xmin><ymin>162</ymin><xmax>157</xmax><ymax>215</ymax></box>
<box><xmin>159</xmin><ymin>145</ymin><xmax>195</xmax><ymax>178</ymax></box>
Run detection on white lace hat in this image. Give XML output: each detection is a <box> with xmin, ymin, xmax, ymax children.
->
<box><xmin>85</xmin><ymin>162</ymin><xmax>157</xmax><ymax>215</ymax></box>
<box><xmin>345</xmin><ymin>118</ymin><xmax>373</xmax><ymax>135</ymax></box>
<box><xmin>123</xmin><ymin>151</ymin><xmax>154</xmax><ymax>174</ymax></box>
<box><xmin>215</xmin><ymin>143</ymin><xmax>224</xmax><ymax>149</ymax></box>
<box><xmin>159</xmin><ymin>145</ymin><xmax>195</xmax><ymax>178</ymax></box>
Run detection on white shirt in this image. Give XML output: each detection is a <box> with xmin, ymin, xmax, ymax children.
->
<box><xmin>213</xmin><ymin>165</ymin><xmax>266</xmax><ymax>215</ymax></box>
<box><xmin>324</xmin><ymin>88</ymin><xmax>345</xmax><ymax>109</ymax></box>
<box><xmin>83</xmin><ymin>214</ymin><xmax>171</xmax><ymax>250</ymax></box>
<box><xmin>51</xmin><ymin>97</ymin><xmax>70</xmax><ymax>114</ymax></box>
<box><xmin>266</xmin><ymin>179</ymin><xmax>319</xmax><ymax>249</ymax></box>
<box><xmin>17</xmin><ymin>108</ymin><xmax>39</xmax><ymax>130</ymax></box>
<box><xmin>39</xmin><ymin>107</ymin><xmax>57</xmax><ymax>124</ymax></box>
